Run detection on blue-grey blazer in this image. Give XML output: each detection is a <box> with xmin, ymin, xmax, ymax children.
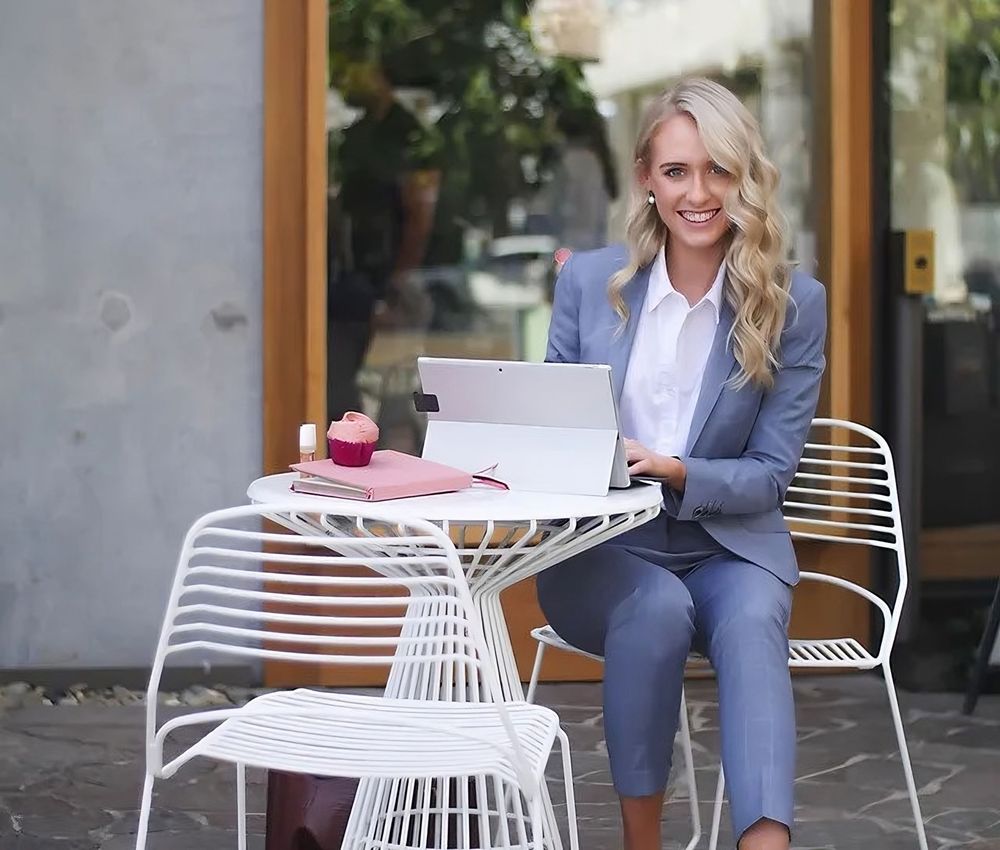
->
<box><xmin>546</xmin><ymin>244</ymin><xmax>828</xmax><ymax>585</ymax></box>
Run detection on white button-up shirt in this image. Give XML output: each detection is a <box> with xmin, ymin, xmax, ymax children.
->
<box><xmin>619</xmin><ymin>247</ymin><xmax>725</xmax><ymax>458</ymax></box>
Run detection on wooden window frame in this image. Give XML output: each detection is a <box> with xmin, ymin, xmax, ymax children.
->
<box><xmin>261</xmin><ymin>1</ymin><xmax>875</xmax><ymax>469</ymax></box>
<box><xmin>261</xmin><ymin>1</ymin><xmax>877</xmax><ymax>681</ymax></box>
<box><xmin>263</xmin><ymin>0</ymin><xmax>327</xmax><ymax>478</ymax></box>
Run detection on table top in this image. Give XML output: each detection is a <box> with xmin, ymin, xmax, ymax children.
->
<box><xmin>248</xmin><ymin>472</ymin><xmax>662</xmax><ymax>523</ymax></box>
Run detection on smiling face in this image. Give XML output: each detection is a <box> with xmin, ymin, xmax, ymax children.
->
<box><xmin>643</xmin><ymin>112</ymin><xmax>733</xmax><ymax>254</ymax></box>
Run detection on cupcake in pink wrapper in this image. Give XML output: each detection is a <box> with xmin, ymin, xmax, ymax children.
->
<box><xmin>327</xmin><ymin>411</ymin><xmax>379</xmax><ymax>466</ymax></box>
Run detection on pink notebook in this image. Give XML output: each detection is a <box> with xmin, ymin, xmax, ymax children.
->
<box><xmin>289</xmin><ymin>450</ymin><xmax>473</xmax><ymax>501</ymax></box>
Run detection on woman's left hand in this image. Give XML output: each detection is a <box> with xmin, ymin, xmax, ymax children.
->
<box><xmin>624</xmin><ymin>438</ymin><xmax>687</xmax><ymax>491</ymax></box>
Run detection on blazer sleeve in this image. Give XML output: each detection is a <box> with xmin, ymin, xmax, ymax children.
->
<box><xmin>545</xmin><ymin>254</ymin><xmax>581</xmax><ymax>364</ymax></box>
<box><xmin>674</xmin><ymin>281</ymin><xmax>828</xmax><ymax>519</ymax></box>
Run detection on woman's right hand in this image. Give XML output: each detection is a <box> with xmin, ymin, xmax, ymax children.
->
<box><xmin>624</xmin><ymin>439</ymin><xmax>687</xmax><ymax>491</ymax></box>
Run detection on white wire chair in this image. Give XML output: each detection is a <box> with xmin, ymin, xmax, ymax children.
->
<box><xmin>525</xmin><ymin>418</ymin><xmax>928</xmax><ymax>850</ymax></box>
<box><xmin>704</xmin><ymin>418</ymin><xmax>927</xmax><ymax>850</ymax></box>
<box><xmin>135</xmin><ymin>502</ymin><xmax>579</xmax><ymax>850</ymax></box>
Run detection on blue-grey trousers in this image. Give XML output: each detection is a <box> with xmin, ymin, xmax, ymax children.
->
<box><xmin>536</xmin><ymin>513</ymin><xmax>794</xmax><ymax>841</ymax></box>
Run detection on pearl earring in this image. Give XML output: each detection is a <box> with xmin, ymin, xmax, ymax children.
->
<box><xmin>647</xmin><ymin>190</ymin><xmax>656</xmax><ymax>206</ymax></box>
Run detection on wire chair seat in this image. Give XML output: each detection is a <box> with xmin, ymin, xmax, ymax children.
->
<box><xmin>157</xmin><ymin>687</ymin><xmax>562</xmax><ymax>786</ymax></box>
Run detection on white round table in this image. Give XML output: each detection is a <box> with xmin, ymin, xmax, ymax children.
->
<box><xmin>250</xmin><ymin>474</ymin><xmax>660</xmax><ymax>850</ymax></box>
<box><xmin>248</xmin><ymin>472</ymin><xmax>662</xmax><ymax>700</ymax></box>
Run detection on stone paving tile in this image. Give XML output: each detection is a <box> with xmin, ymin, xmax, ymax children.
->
<box><xmin>1</xmin><ymin>674</ymin><xmax>999</xmax><ymax>848</ymax></box>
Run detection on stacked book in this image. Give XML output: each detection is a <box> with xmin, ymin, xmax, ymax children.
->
<box><xmin>290</xmin><ymin>451</ymin><xmax>472</xmax><ymax>501</ymax></box>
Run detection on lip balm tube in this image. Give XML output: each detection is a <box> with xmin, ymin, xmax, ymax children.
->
<box><xmin>299</xmin><ymin>423</ymin><xmax>316</xmax><ymax>475</ymax></box>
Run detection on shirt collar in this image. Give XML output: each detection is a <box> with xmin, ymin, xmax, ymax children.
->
<box><xmin>646</xmin><ymin>245</ymin><xmax>725</xmax><ymax>322</ymax></box>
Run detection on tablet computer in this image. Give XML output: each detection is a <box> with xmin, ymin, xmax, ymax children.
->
<box><xmin>414</xmin><ymin>357</ymin><xmax>632</xmax><ymax>496</ymax></box>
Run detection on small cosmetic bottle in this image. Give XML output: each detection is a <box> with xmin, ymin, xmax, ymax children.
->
<box><xmin>298</xmin><ymin>424</ymin><xmax>316</xmax><ymax>475</ymax></box>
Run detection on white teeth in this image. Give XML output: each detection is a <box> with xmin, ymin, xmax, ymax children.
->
<box><xmin>680</xmin><ymin>210</ymin><xmax>718</xmax><ymax>223</ymax></box>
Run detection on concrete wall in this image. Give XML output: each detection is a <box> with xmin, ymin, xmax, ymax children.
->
<box><xmin>0</xmin><ymin>1</ymin><xmax>264</xmax><ymax>669</ymax></box>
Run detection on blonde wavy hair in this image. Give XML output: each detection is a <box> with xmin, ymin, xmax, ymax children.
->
<box><xmin>609</xmin><ymin>77</ymin><xmax>791</xmax><ymax>389</ymax></box>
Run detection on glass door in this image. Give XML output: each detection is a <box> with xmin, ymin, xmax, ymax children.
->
<box><xmin>325</xmin><ymin>0</ymin><xmax>818</xmax><ymax>450</ymax></box>
<box><xmin>324</xmin><ymin>0</ymin><xmax>820</xmax><ymax>684</ymax></box>
<box><xmin>887</xmin><ymin>0</ymin><xmax>1000</xmax><ymax>687</ymax></box>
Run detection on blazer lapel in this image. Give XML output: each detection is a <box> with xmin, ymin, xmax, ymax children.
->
<box><xmin>685</xmin><ymin>299</ymin><xmax>737</xmax><ymax>453</ymax></box>
<box><xmin>609</xmin><ymin>263</ymin><xmax>652</xmax><ymax>402</ymax></box>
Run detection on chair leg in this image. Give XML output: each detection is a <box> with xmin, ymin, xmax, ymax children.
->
<box><xmin>678</xmin><ymin>687</ymin><xmax>702</xmax><ymax>850</ymax></box>
<box><xmin>236</xmin><ymin>762</ymin><xmax>247</xmax><ymax>850</ymax></box>
<box><xmin>557</xmin><ymin>729</ymin><xmax>580</xmax><ymax>850</ymax></box>
<box><xmin>505</xmin><ymin>638</ymin><xmax>550</xmax><ymax>850</ymax></box>
<box><xmin>964</xmin><ymin>578</ymin><xmax>1000</xmax><ymax>715</ymax></box>
<box><xmin>488</xmin><ymin>775</ymin><xmax>512</xmax><ymax>850</ymax></box>
<box><xmin>537</xmin><ymin>779</ymin><xmax>563</xmax><ymax>850</ymax></box>
<box><xmin>707</xmin><ymin>766</ymin><xmax>725</xmax><ymax>850</ymax></box>
<box><xmin>526</xmin><ymin>641</ymin><xmax>547</xmax><ymax>705</ymax></box>
<box><xmin>532</xmin><ymin>793</ymin><xmax>547</xmax><ymax>850</ymax></box>
<box><xmin>883</xmin><ymin>663</ymin><xmax>929</xmax><ymax>850</ymax></box>
<box><xmin>134</xmin><ymin>772</ymin><xmax>155</xmax><ymax>850</ymax></box>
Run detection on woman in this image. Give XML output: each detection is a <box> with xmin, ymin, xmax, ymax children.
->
<box><xmin>538</xmin><ymin>78</ymin><xmax>827</xmax><ymax>850</ymax></box>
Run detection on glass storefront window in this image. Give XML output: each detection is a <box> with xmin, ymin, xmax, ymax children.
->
<box><xmin>326</xmin><ymin>0</ymin><xmax>816</xmax><ymax>453</ymax></box>
<box><xmin>889</xmin><ymin>0</ymin><xmax>1000</xmax><ymax>528</ymax></box>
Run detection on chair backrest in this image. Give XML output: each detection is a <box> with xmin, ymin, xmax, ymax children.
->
<box><xmin>148</xmin><ymin>502</ymin><xmax>500</xmax><ymax>693</ymax></box>
<box><xmin>782</xmin><ymin>418</ymin><xmax>908</xmax><ymax>647</ymax></box>
<box><xmin>145</xmin><ymin>504</ymin><xmax>529</xmax><ymax>750</ymax></box>
<box><xmin>145</xmin><ymin>502</ymin><xmax>544</xmax><ymax>790</ymax></box>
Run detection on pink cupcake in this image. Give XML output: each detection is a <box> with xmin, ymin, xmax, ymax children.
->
<box><xmin>327</xmin><ymin>411</ymin><xmax>379</xmax><ymax>467</ymax></box>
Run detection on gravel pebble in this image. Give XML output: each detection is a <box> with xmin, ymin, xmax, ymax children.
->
<box><xmin>0</xmin><ymin>681</ymin><xmax>277</xmax><ymax>710</ymax></box>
